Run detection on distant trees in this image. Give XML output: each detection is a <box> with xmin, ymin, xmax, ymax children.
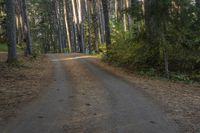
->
<box><xmin>26</xmin><ymin>0</ymin><xmax>110</xmax><ymax>54</ymax></box>
<box><xmin>3</xmin><ymin>0</ymin><xmax>113</xmax><ymax>55</ymax></box>
<box><xmin>2</xmin><ymin>0</ymin><xmax>200</xmax><ymax>80</ymax></box>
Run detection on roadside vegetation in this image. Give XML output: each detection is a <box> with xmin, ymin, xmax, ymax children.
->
<box><xmin>0</xmin><ymin>43</ymin><xmax>7</xmax><ymax>52</ymax></box>
<box><xmin>101</xmin><ymin>1</ymin><xmax>200</xmax><ymax>84</ymax></box>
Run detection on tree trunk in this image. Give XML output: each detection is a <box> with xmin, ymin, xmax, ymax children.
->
<box><xmin>101</xmin><ymin>0</ymin><xmax>111</xmax><ymax>47</ymax></box>
<box><xmin>64</xmin><ymin>0</ymin><xmax>72</xmax><ymax>53</ymax></box>
<box><xmin>97</xmin><ymin>0</ymin><xmax>105</xmax><ymax>43</ymax></box>
<box><xmin>164</xmin><ymin>50</ymin><xmax>169</xmax><ymax>79</ymax></box>
<box><xmin>16</xmin><ymin>0</ymin><xmax>22</xmax><ymax>44</ymax></box>
<box><xmin>86</xmin><ymin>0</ymin><xmax>92</xmax><ymax>53</ymax></box>
<box><xmin>22</xmin><ymin>0</ymin><xmax>32</xmax><ymax>55</ymax></box>
<box><xmin>92</xmin><ymin>0</ymin><xmax>99</xmax><ymax>53</ymax></box>
<box><xmin>196</xmin><ymin>0</ymin><xmax>200</xmax><ymax>20</ymax></box>
<box><xmin>6</xmin><ymin>0</ymin><xmax>17</xmax><ymax>62</ymax></box>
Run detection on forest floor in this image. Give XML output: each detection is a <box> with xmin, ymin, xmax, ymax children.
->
<box><xmin>0</xmin><ymin>53</ymin><xmax>199</xmax><ymax>133</ymax></box>
<box><xmin>0</xmin><ymin>53</ymin><xmax>53</xmax><ymax>124</ymax></box>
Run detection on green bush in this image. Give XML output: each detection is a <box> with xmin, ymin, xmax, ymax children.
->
<box><xmin>0</xmin><ymin>43</ymin><xmax>7</xmax><ymax>52</ymax></box>
<box><xmin>103</xmin><ymin>21</ymin><xmax>200</xmax><ymax>83</ymax></box>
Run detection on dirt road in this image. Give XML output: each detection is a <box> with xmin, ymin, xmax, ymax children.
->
<box><xmin>1</xmin><ymin>54</ymin><xmax>178</xmax><ymax>133</ymax></box>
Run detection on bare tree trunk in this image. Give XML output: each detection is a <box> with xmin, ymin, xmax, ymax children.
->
<box><xmin>164</xmin><ymin>50</ymin><xmax>169</xmax><ymax>79</ymax></box>
<box><xmin>115</xmin><ymin>0</ymin><xmax>118</xmax><ymax>18</ymax></box>
<box><xmin>123</xmin><ymin>0</ymin><xmax>127</xmax><ymax>31</ymax></box>
<box><xmin>101</xmin><ymin>0</ymin><xmax>111</xmax><ymax>47</ymax></box>
<box><xmin>86</xmin><ymin>0</ymin><xmax>92</xmax><ymax>53</ymax></box>
<box><xmin>16</xmin><ymin>0</ymin><xmax>22</xmax><ymax>44</ymax></box>
<box><xmin>22</xmin><ymin>0</ymin><xmax>32</xmax><ymax>55</ymax></box>
<box><xmin>63</xmin><ymin>0</ymin><xmax>72</xmax><ymax>52</ymax></box>
<box><xmin>80</xmin><ymin>0</ymin><xmax>86</xmax><ymax>53</ymax></box>
<box><xmin>54</xmin><ymin>0</ymin><xmax>63</xmax><ymax>53</ymax></box>
<box><xmin>72</xmin><ymin>0</ymin><xmax>84</xmax><ymax>52</ymax></box>
<box><xmin>66</xmin><ymin>0</ymin><xmax>76</xmax><ymax>52</ymax></box>
<box><xmin>144</xmin><ymin>0</ymin><xmax>151</xmax><ymax>29</ymax></box>
<box><xmin>97</xmin><ymin>0</ymin><xmax>105</xmax><ymax>43</ymax></box>
<box><xmin>92</xmin><ymin>0</ymin><xmax>99</xmax><ymax>53</ymax></box>
<box><xmin>6</xmin><ymin>0</ymin><xmax>17</xmax><ymax>62</ymax></box>
<box><xmin>196</xmin><ymin>0</ymin><xmax>200</xmax><ymax>20</ymax></box>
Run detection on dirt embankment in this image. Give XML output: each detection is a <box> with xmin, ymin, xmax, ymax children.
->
<box><xmin>0</xmin><ymin>54</ymin><xmax>53</xmax><ymax>122</ymax></box>
<box><xmin>87</xmin><ymin>56</ymin><xmax>200</xmax><ymax>133</ymax></box>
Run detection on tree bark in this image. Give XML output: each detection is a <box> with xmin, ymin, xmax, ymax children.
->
<box><xmin>101</xmin><ymin>0</ymin><xmax>111</xmax><ymax>47</ymax></box>
<box><xmin>64</xmin><ymin>0</ymin><xmax>72</xmax><ymax>53</ymax></box>
<box><xmin>22</xmin><ymin>0</ymin><xmax>32</xmax><ymax>55</ymax></box>
<box><xmin>86</xmin><ymin>0</ymin><xmax>92</xmax><ymax>53</ymax></box>
<box><xmin>92</xmin><ymin>0</ymin><xmax>99</xmax><ymax>53</ymax></box>
<box><xmin>6</xmin><ymin>0</ymin><xmax>17</xmax><ymax>62</ymax></box>
<box><xmin>196</xmin><ymin>0</ymin><xmax>200</xmax><ymax>20</ymax></box>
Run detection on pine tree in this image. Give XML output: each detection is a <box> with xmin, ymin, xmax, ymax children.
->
<box><xmin>6</xmin><ymin>0</ymin><xmax>17</xmax><ymax>62</ymax></box>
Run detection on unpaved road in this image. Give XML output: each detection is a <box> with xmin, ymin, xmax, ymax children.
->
<box><xmin>1</xmin><ymin>54</ymin><xmax>178</xmax><ymax>133</ymax></box>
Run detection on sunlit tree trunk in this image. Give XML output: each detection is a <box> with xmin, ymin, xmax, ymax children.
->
<box><xmin>115</xmin><ymin>0</ymin><xmax>118</xmax><ymax>18</ymax></box>
<box><xmin>63</xmin><ymin>0</ymin><xmax>72</xmax><ymax>52</ymax></box>
<box><xmin>123</xmin><ymin>0</ymin><xmax>127</xmax><ymax>31</ymax></box>
<box><xmin>66</xmin><ymin>0</ymin><xmax>76</xmax><ymax>52</ymax></box>
<box><xmin>97</xmin><ymin>0</ymin><xmax>105</xmax><ymax>43</ymax></box>
<box><xmin>72</xmin><ymin>0</ymin><xmax>83</xmax><ymax>52</ymax></box>
<box><xmin>16</xmin><ymin>0</ymin><xmax>22</xmax><ymax>44</ymax></box>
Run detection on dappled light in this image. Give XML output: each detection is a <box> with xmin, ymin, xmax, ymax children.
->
<box><xmin>51</xmin><ymin>55</ymin><xmax>96</xmax><ymax>62</ymax></box>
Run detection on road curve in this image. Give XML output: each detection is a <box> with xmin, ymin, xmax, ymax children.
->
<box><xmin>1</xmin><ymin>54</ymin><xmax>178</xmax><ymax>133</ymax></box>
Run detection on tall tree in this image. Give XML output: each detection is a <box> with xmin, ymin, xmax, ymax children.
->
<box><xmin>22</xmin><ymin>0</ymin><xmax>32</xmax><ymax>55</ymax></box>
<box><xmin>6</xmin><ymin>0</ymin><xmax>17</xmax><ymax>62</ymax></box>
<box><xmin>92</xmin><ymin>0</ymin><xmax>99</xmax><ymax>53</ymax></box>
<box><xmin>101</xmin><ymin>0</ymin><xmax>111</xmax><ymax>47</ymax></box>
<box><xmin>196</xmin><ymin>0</ymin><xmax>200</xmax><ymax>20</ymax></box>
<box><xmin>63</xmin><ymin>0</ymin><xmax>72</xmax><ymax>52</ymax></box>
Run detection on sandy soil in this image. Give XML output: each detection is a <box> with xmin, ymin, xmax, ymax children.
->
<box><xmin>0</xmin><ymin>53</ymin><xmax>53</xmax><ymax>122</ymax></box>
<box><xmin>87</xmin><ymin>56</ymin><xmax>200</xmax><ymax>133</ymax></box>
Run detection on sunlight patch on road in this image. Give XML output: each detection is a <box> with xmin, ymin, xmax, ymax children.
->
<box><xmin>51</xmin><ymin>55</ymin><xmax>96</xmax><ymax>62</ymax></box>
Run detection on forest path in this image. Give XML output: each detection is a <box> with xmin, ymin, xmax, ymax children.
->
<box><xmin>1</xmin><ymin>54</ymin><xmax>178</xmax><ymax>133</ymax></box>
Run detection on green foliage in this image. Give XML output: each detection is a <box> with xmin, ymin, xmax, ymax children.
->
<box><xmin>7</xmin><ymin>58</ymin><xmax>24</xmax><ymax>67</ymax></box>
<box><xmin>105</xmin><ymin>3</ymin><xmax>200</xmax><ymax>83</ymax></box>
<box><xmin>30</xmin><ymin>43</ymin><xmax>43</xmax><ymax>59</ymax></box>
<box><xmin>0</xmin><ymin>43</ymin><xmax>7</xmax><ymax>52</ymax></box>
